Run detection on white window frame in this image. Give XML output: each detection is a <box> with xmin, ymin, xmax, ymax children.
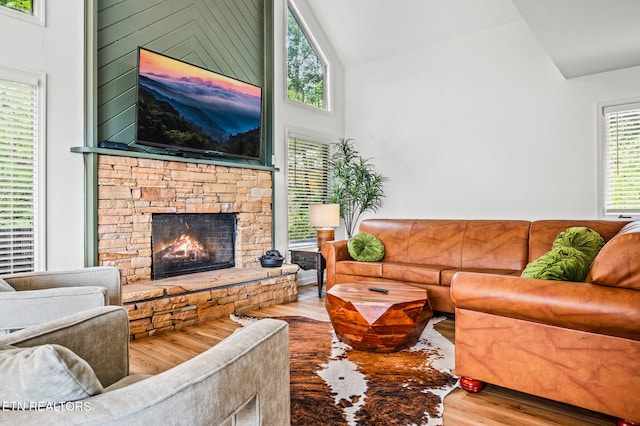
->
<box><xmin>599</xmin><ymin>98</ymin><xmax>640</xmax><ymax>219</ymax></box>
<box><xmin>0</xmin><ymin>65</ymin><xmax>47</xmax><ymax>272</ymax></box>
<box><xmin>286</xmin><ymin>129</ymin><xmax>333</xmax><ymax>249</ymax></box>
<box><xmin>285</xmin><ymin>0</ymin><xmax>332</xmax><ymax>112</ymax></box>
<box><xmin>0</xmin><ymin>0</ymin><xmax>45</xmax><ymax>27</ymax></box>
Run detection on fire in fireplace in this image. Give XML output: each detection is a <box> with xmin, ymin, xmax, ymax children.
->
<box><xmin>151</xmin><ymin>213</ymin><xmax>236</xmax><ymax>279</ymax></box>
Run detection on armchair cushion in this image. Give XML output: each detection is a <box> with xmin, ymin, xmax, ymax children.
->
<box><xmin>3</xmin><ymin>266</ymin><xmax>122</xmax><ymax>306</ymax></box>
<box><xmin>0</xmin><ymin>286</ymin><xmax>108</xmax><ymax>332</ymax></box>
<box><xmin>0</xmin><ymin>343</ymin><xmax>104</xmax><ymax>407</ymax></box>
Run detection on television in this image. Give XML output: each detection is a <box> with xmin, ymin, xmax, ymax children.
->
<box><xmin>135</xmin><ymin>47</ymin><xmax>263</xmax><ymax>161</ymax></box>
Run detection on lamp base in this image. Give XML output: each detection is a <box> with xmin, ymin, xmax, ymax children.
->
<box><xmin>317</xmin><ymin>228</ymin><xmax>335</xmax><ymax>248</ymax></box>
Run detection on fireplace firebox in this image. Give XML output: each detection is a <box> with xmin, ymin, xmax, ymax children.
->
<box><xmin>151</xmin><ymin>213</ymin><xmax>236</xmax><ymax>279</ymax></box>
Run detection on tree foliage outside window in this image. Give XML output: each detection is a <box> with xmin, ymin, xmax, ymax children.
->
<box><xmin>287</xmin><ymin>7</ymin><xmax>325</xmax><ymax>109</ymax></box>
<box><xmin>0</xmin><ymin>0</ymin><xmax>32</xmax><ymax>15</ymax></box>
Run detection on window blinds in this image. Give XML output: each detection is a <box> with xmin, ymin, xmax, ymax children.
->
<box><xmin>287</xmin><ymin>137</ymin><xmax>331</xmax><ymax>245</ymax></box>
<box><xmin>0</xmin><ymin>78</ymin><xmax>38</xmax><ymax>273</ymax></box>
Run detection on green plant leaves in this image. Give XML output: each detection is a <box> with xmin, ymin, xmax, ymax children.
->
<box><xmin>330</xmin><ymin>138</ymin><xmax>387</xmax><ymax>237</ymax></box>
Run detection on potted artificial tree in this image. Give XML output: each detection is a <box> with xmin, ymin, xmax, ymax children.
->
<box><xmin>330</xmin><ymin>138</ymin><xmax>387</xmax><ymax>238</ymax></box>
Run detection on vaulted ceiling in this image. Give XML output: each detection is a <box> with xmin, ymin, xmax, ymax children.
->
<box><xmin>303</xmin><ymin>0</ymin><xmax>640</xmax><ymax>79</ymax></box>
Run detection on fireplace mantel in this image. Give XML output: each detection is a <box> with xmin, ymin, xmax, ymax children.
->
<box><xmin>71</xmin><ymin>146</ymin><xmax>278</xmax><ymax>172</ymax></box>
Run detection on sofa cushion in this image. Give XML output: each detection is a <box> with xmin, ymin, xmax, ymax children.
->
<box><xmin>441</xmin><ymin>268</ymin><xmax>521</xmax><ymax>286</ymax></box>
<box><xmin>382</xmin><ymin>263</ymin><xmax>442</xmax><ymax>285</ymax></box>
<box><xmin>586</xmin><ymin>221</ymin><xmax>640</xmax><ymax>290</ymax></box>
<box><xmin>0</xmin><ymin>343</ymin><xmax>104</xmax><ymax>407</ymax></box>
<box><xmin>406</xmin><ymin>220</ymin><xmax>466</xmax><ymax>267</ymax></box>
<box><xmin>348</xmin><ymin>233</ymin><xmax>385</xmax><ymax>262</ymax></box>
<box><xmin>0</xmin><ymin>278</ymin><xmax>14</xmax><ymax>292</ymax></box>
<box><xmin>335</xmin><ymin>260</ymin><xmax>383</xmax><ymax>278</ymax></box>
<box><xmin>460</xmin><ymin>220</ymin><xmax>530</xmax><ymax>270</ymax></box>
<box><xmin>359</xmin><ymin>219</ymin><xmax>414</xmax><ymax>263</ymax></box>
<box><xmin>521</xmin><ymin>246</ymin><xmax>591</xmax><ymax>282</ymax></box>
<box><xmin>551</xmin><ymin>227</ymin><xmax>604</xmax><ymax>260</ymax></box>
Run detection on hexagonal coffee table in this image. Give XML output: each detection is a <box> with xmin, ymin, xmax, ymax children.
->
<box><xmin>326</xmin><ymin>282</ymin><xmax>432</xmax><ymax>353</ymax></box>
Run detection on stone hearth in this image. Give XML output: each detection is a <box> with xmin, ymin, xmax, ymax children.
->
<box><xmin>123</xmin><ymin>265</ymin><xmax>298</xmax><ymax>339</ymax></box>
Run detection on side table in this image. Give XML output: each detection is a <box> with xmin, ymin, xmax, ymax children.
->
<box><xmin>289</xmin><ymin>248</ymin><xmax>326</xmax><ymax>297</ymax></box>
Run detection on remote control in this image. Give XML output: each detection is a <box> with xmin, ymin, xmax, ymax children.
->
<box><xmin>368</xmin><ymin>287</ymin><xmax>389</xmax><ymax>293</ymax></box>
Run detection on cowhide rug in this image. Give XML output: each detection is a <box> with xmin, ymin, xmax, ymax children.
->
<box><xmin>231</xmin><ymin>314</ymin><xmax>459</xmax><ymax>426</ymax></box>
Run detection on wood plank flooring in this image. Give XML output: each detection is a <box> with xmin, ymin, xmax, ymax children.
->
<box><xmin>129</xmin><ymin>284</ymin><xmax>616</xmax><ymax>425</ymax></box>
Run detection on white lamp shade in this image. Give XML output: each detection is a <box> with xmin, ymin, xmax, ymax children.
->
<box><xmin>309</xmin><ymin>204</ymin><xmax>340</xmax><ymax>228</ymax></box>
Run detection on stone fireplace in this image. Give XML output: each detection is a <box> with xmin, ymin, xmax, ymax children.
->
<box><xmin>151</xmin><ymin>213</ymin><xmax>236</xmax><ymax>279</ymax></box>
<box><xmin>96</xmin><ymin>155</ymin><xmax>273</xmax><ymax>284</ymax></box>
<box><xmin>93</xmin><ymin>154</ymin><xmax>298</xmax><ymax>338</ymax></box>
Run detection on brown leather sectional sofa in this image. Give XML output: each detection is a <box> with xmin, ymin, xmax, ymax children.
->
<box><xmin>321</xmin><ymin>218</ymin><xmax>640</xmax><ymax>423</ymax></box>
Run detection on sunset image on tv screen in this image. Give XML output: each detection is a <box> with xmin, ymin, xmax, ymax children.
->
<box><xmin>136</xmin><ymin>48</ymin><xmax>262</xmax><ymax>160</ymax></box>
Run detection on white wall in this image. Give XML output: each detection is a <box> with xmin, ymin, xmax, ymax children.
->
<box><xmin>0</xmin><ymin>2</ymin><xmax>86</xmax><ymax>270</ymax></box>
<box><xmin>272</xmin><ymin>0</ymin><xmax>346</xmax><ymax>254</ymax></box>
<box><xmin>345</xmin><ymin>20</ymin><xmax>640</xmax><ymax>222</ymax></box>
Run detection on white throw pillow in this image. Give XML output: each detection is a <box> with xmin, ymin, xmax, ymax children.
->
<box><xmin>0</xmin><ymin>277</ymin><xmax>14</xmax><ymax>292</ymax></box>
<box><xmin>0</xmin><ymin>344</ymin><xmax>104</xmax><ymax>408</ymax></box>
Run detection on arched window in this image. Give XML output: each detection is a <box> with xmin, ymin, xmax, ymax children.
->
<box><xmin>286</xmin><ymin>3</ymin><xmax>328</xmax><ymax>110</ymax></box>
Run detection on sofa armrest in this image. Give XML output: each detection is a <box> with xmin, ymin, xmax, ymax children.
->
<box><xmin>451</xmin><ymin>272</ymin><xmax>640</xmax><ymax>340</ymax></box>
<box><xmin>321</xmin><ymin>240</ymin><xmax>351</xmax><ymax>289</ymax></box>
<box><xmin>0</xmin><ymin>286</ymin><xmax>108</xmax><ymax>331</ymax></box>
<box><xmin>0</xmin><ymin>306</ymin><xmax>130</xmax><ymax>387</ymax></box>
<box><xmin>0</xmin><ymin>319</ymin><xmax>290</xmax><ymax>426</ymax></box>
<box><xmin>3</xmin><ymin>266</ymin><xmax>122</xmax><ymax>306</ymax></box>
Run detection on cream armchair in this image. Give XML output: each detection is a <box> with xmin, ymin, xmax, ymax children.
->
<box><xmin>0</xmin><ymin>267</ymin><xmax>121</xmax><ymax>334</ymax></box>
<box><xmin>0</xmin><ymin>306</ymin><xmax>291</xmax><ymax>425</ymax></box>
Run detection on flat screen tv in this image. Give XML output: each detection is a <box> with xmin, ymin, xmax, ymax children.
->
<box><xmin>135</xmin><ymin>47</ymin><xmax>263</xmax><ymax>161</ymax></box>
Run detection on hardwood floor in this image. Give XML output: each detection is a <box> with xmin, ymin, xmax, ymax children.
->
<box><xmin>129</xmin><ymin>284</ymin><xmax>616</xmax><ymax>425</ymax></box>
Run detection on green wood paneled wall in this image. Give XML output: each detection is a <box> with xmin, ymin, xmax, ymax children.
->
<box><xmin>96</xmin><ymin>0</ymin><xmax>267</xmax><ymax>159</ymax></box>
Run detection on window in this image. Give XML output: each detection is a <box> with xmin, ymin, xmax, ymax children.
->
<box><xmin>0</xmin><ymin>72</ymin><xmax>44</xmax><ymax>273</ymax></box>
<box><xmin>601</xmin><ymin>101</ymin><xmax>640</xmax><ymax>217</ymax></box>
<box><xmin>0</xmin><ymin>0</ymin><xmax>44</xmax><ymax>26</ymax></box>
<box><xmin>0</xmin><ymin>0</ymin><xmax>32</xmax><ymax>14</ymax></box>
<box><xmin>287</xmin><ymin>137</ymin><xmax>331</xmax><ymax>246</ymax></box>
<box><xmin>286</xmin><ymin>4</ymin><xmax>327</xmax><ymax>110</ymax></box>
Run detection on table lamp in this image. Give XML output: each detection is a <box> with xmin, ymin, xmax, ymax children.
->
<box><xmin>309</xmin><ymin>203</ymin><xmax>340</xmax><ymax>248</ymax></box>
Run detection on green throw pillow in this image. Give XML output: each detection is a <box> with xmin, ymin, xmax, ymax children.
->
<box><xmin>521</xmin><ymin>246</ymin><xmax>591</xmax><ymax>282</ymax></box>
<box><xmin>551</xmin><ymin>226</ymin><xmax>605</xmax><ymax>261</ymax></box>
<box><xmin>522</xmin><ymin>227</ymin><xmax>604</xmax><ymax>282</ymax></box>
<box><xmin>348</xmin><ymin>233</ymin><xmax>385</xmax><ymax>262</ymax></box>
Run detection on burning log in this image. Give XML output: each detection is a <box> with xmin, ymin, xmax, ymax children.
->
<box><xmin>157</xmin><ymin>234</ymin><xmax>210</xmax><ymax>262</ymax></box>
